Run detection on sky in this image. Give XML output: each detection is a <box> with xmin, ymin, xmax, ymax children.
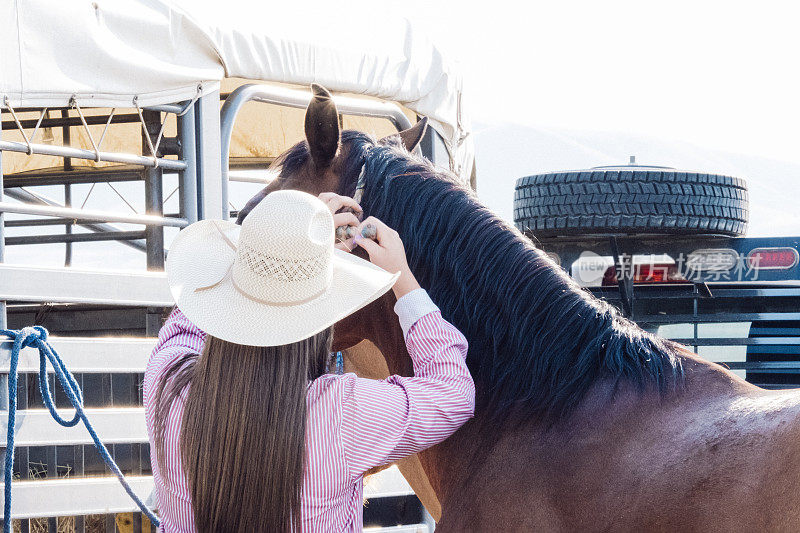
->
<box><xmin>398</xmin><ymin>0</ymin><xmax>800</xmax><ymax>236</ymax></box>
<box><xmin>4</xmin><ymin>0</ymin><xmax>799</xmax><ymax>269</ymax></box>
<box><xmin>398</xmin><ymin>0</ymin><xmax>800</xmax><ymax>163</ymax></box>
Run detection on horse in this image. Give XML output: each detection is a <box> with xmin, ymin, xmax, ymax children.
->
<box><xmin>237</xmin><ymin>85</ymin><xmax>800</xmax><ymax>531</ymax></box>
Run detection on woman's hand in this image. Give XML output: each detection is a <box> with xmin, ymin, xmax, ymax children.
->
<box><xmin>318</xmin><ymin>193</ymin><xmax>362</xmax><ymax>251</ymax></box>
<box><xmin>352</xmin><ymin>216</ymin><xmax>421</xmax><ymax>299</ymax></box>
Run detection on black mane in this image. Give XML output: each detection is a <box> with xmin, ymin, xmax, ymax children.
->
<box><xmin>274</xmin><ymin>131</ymin><xmax>684</xmax><ymax>421</ymax></box>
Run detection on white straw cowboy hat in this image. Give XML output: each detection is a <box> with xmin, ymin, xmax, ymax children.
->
<box><xmin>166</xmin><ymin>190</ymin><xmax>398</xmax><ymax>346</ymax></box>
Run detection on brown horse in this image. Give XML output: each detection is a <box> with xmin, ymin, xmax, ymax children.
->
<box><xmin>238</xmin><ymin>85</ymin><xmax>800</xmax><ymax>532</ymax></box>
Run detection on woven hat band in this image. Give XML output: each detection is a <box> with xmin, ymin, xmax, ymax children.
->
<box><xmin>231</xmin><ymin>242</ymin><xmax>333</xmax><ymax>304</ymax></box>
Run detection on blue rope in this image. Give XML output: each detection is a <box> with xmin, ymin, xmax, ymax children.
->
<box><xmin>1</xmin><ymin>326</ymin><xmax>160</xmax><ymax>530</ymax></box>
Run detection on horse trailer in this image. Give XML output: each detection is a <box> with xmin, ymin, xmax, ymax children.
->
<box><xmin>1</xmin><ymin>2</ymin><xmax>473</xmax><ymax>530</ymax></box>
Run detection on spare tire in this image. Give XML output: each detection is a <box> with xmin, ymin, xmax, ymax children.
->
<box><xmin>514</xmin><ymin>166</ymin><xmax>748</xmax><ymax>239</ymax></box>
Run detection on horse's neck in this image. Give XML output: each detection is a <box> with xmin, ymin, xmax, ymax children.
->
<box><xmin>406</xmin><ymin>348</ymin><xmax>758</xmax><ymax>518</ymax></box>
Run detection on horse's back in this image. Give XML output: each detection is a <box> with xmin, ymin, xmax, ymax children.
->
<box><xmin>437</xmin><ymin>357</ymin><xmax>800</xmax><ymax>532</ymax></box>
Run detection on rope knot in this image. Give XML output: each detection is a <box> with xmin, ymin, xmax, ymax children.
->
<box><xmin>18</xmin><ymin>326</ymin><xmax>47</xmax><ymax>348</ymax></box>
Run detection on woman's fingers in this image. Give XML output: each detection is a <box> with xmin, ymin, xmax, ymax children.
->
<box><xmin>353</xmin><ymin>233</ymin><xmax>381</xmax><ymax>255</ymax></box>
<box><xmin>335</xmin><ymin>196</ymin><xmax>363</xmax><ymax>213</ymax></box>
<box><xmin>333</xmin><ymin>212</ymin><xmax>361</xmax><ymax>252</ymax></box>
<box><xmin>333</xmin><ymin>212</ymin><xmax>360</xmax><ymax>229</ymax></box>
<box><xmin>357</xmin><ymin>216</ymin><xmax>393</xmax><ymax>246</ymax></box>
<box><xmin>318</xmin><ymin>192</ymin><xmax>362</xmax><ymax>215</ymax></box>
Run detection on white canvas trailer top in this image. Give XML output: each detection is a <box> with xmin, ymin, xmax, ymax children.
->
<box><xmin>0</xmin><ymin>0</ymin><xmax>474</xmax><ymax>183</ymax></box>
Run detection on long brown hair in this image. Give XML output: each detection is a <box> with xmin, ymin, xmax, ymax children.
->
<box><xmin>152</xmin><ymin>325</ymin><xmax>333</xmax><ymax>532</ymax></box>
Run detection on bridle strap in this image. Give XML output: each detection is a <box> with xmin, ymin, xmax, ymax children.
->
<box><xmin>352</xmin><ymin>162</ymin><xmax>367</xmax><ymax>205</ymax></box>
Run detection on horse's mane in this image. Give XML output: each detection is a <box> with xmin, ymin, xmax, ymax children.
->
<box><xmin>274</xmin><ymin>131</ymin><xmax>684</xmax><ymax>422</ymax></box>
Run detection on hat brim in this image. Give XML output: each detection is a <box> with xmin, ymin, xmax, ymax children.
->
<box><xmin>166</xmin><ymin>219</ymin><xmax>399</xmax><ymax>346</ymax></box>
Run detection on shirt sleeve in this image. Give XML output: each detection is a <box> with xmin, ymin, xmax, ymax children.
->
<box><xmin>340</xmin><ymin>290</ymin><xmax>475</xmax><ymax>480</ymax></box>
<box><xmin>144</xmin><ymin>307</ymin><xmax>206</xmax><ymax>395</ymax></box>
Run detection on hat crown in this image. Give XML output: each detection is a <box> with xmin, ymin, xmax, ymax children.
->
<box><xmin>232</xmin><ymin>190</ymin><xmax>334</xmax><ymax>304</ymax></box>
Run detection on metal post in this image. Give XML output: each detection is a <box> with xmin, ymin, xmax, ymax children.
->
<box><xmin>142</xmin><ymin>111</ymin><xmax>165</xmax><ymax>270</ymax></box>
<box><xmin>64</xmin><ymin>184</ymin><xmax>73</xmax><ymax>266</ymax></box>
<box><xmin>610</xmin><ymin>236</ymin><xmax>634</xmax><ymax>318</ymax></box>
<box><xmin>177</xmin><ymin>106</ymin><xmax>198</xmax><ymax>225</ymax></box>
<box><xmin>0</xmin><ymin>103</ymin><xmax>5</xmax><ymax>324</ymax></box>
<box><xmin>0</xmin><ymin>101</ymin><xmax>7</xmax><ymax>413</ymax></box>
<box><xmin>62</xmin><ymin>110</ymin><xmax>73</xmax><ymax>266</ymax></box>
<box><xmin>0</xmin><ymin>103</ymin><xmax>13</xmax><ymax>533</ymax></box>
<box><xmin>196</xmin><ymin>90</ymin><xmax>223</xmax><ymax>221</ymax></box>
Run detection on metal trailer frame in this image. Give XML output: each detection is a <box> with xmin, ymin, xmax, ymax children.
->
<box><xmin>219</xmin><ymin>83</ymin><xmax>414</xmax><ymax>220</ymax></box>
<box><xmin>540</xmin><ymin>234</ymin><xmax>800</xmax><ymax>387</ymax></box>
<box><xmin>0</xmin><ymin>84</ymin><xmax>438</xmax><ymax>532</ymax></box>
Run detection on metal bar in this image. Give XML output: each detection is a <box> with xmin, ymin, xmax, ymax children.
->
<box><xmin>692</xmin><ymin>284</ymin><xmax>699</xmax><ymax>351</ymax></box>
<box><xmin>0</xmin><ymin>201</ymin><xmax>187</xmax><ymax>227</ymax></box>
<box><xmin>609</xmin><ymin>237</ymin><xmax>633</xmax><ymax>317</ymax></box>
<box><xmin>4</xmin><ymin>188</ymin><xmax>147</xmax><ymax>252</ymax></box>
<box><xmin>5</xmin><ymin>231</ymin><xmax>146</xmax><ymax>246</ymax></box>
<box><xmin>7</xmin><ymin>305</ymin><xmax>148</xmax><ymax>335</ymax></box>
<box><xmin>229</xmin><ymin>156</ymin><xmax>276</xmax><ymax>169</ymax></box>
<box><xmin>219</xmin><ymin>83</ymin><xmax>412</xmax><ymax>221</ymax></box>
<box><xmin>5</xmin><ymin>217</ymin><xmax>108</xmax><ymax>228</ymax></box>
<box><xmin>0</xmin><ymin>140</ymin><xmax>186</xmax><ymax>171</ymax></box>
<box><xmin>228</xmin><ymin>170</ymin><xmax>276</xmax><ymax>184</ymax></box>
<box><xmin>590</xmin><ymin>286</ymin><xmax>800</xmax><ymax>299</ymax></box>
<box><xmin>2</xmin><ymin>167</ymin><xmax>143</xmax><ymax>187</ymax></box>
<box><xmin>634</xmin><ymin>312</ymin><xmax>800</xmax><ymax>324</ymax></box>
<box><xmin>178</xmin><ymin>105</ymin><xmax>198</xmax><ymax>224</ymax></box>
<box><xmin>0</xmin><ymin>408</ymin><xmax>148</xmax><ymax>447</ymax></box>
<box><xmin>143</xmin><ymin>103</ymin><xmax>184</xmax><ymax>115</ymax></box>
<box><xmin>1</xmin><ymin>113</ymin><xmax>141</xmax><ymax>131</ymax></box>
<box><xmin>143</xmin><ymin>111</ymin><xmax>165</xmax><ymax>270</ymax></box>
<box><xmin>0</xmin><ymin>105</ymin><xmax>4</xmax><ymax>273</ymax></box>
<box><xmin>197</xmin><ymin>90</ymin><xmax>222</xmax><ymax>220</ymax></box>
<box><xmin>61</xmin><ymin>110</ymin><xmax>74</xmax><ymax>268</ymax></box>
<box><xmin>64</xmin><ymin>184</ymin><xmax>73</xmax><ymax>266</ymax></box>
<box><xmin>0</xmin><ymin>336</ymin><xmax>154</xmax><ymax>373</ymax></box>
<box><xmin>0</xmin><ymin>475</ymin><xmax>155</xmax><ymax>519</ymax></box>
<box><xmin>0</xmin><ymin>110</ymin><xmax>6</xmax><ymax>415</ymax></box>
<box><xmin>724</xmin><ymin>361</ymin><xmax>800</xmax><ymax>372</ymax></box>
<box><xmin>668</xmin><ymin>337</ymin><xmax>800</xmax><ymax>346</ymax></box>
<box><xmin>0</xmin><ymin>264</ymin><xmax>172</xmax><ymax>307</ymax></box>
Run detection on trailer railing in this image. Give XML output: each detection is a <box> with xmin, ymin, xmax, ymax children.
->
<box><xmin>0</xmin><ymin>96</ymin><xmax>204</xmax><ymax>272</ymax></box>
<box><xmin>219</xmin><ymin>84</ymin><xmax>413</xmax><ymax>220</ymax></box>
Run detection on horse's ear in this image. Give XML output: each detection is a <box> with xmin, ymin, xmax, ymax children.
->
<box><xmin>381</xmin><ymin>117</ymin><xmax>428</xmax><ymax>152</ymax></box>
<box><xmin>304</xmin><ymin>84</ymin><xmax>340</xmax><ymax>170</ymax></box>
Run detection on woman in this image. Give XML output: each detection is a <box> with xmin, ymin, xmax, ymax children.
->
<box><xmin>144</xmin><ymin>189</ymin><xmax>475</xmax><ymax>532</ymax></box>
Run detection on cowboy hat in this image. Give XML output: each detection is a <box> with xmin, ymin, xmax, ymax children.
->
<box><xmin>166</xmin><ymin>190</ymin><xmax>398</xmax><ymax>346</ymax></box>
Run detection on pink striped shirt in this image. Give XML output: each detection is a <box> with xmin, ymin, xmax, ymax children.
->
<box><xmin>143</xmin><ymin>289</ymin><xmax>474</xmax><ymax>532</ymax></box>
